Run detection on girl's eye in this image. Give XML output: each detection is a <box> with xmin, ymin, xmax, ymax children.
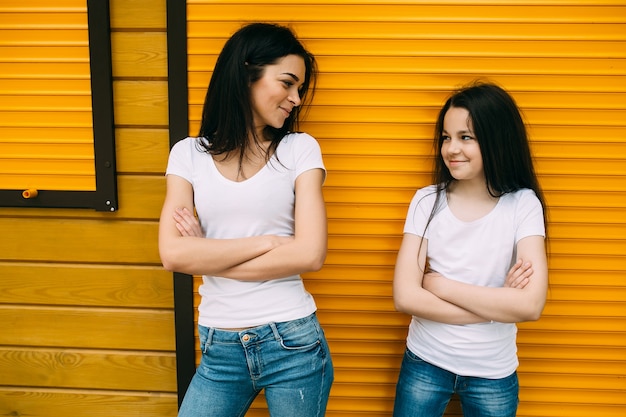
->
<box><xmin>441</xmin><ymin>135</ymin><xmax>451</xmax><ymax>141</ymax></box>
<box><xmin>282</xmin><ymin>80</ymin><xmax>293</xmax><ymax>87</ymax></box>
<box><xmin>462</xmin><ymin>135</ymin><xmax>472</xmax><ymax>141</ymax></box>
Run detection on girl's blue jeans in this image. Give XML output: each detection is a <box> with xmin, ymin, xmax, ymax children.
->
<box><xmin>178</xmin><ymin>313</ymin><xmax>333</xmax><ymax>417</ymax></box>
<box><xmin>393</xmin><ymin>349</ymin><xmax>519</xmax><ymax>417</ymax></box>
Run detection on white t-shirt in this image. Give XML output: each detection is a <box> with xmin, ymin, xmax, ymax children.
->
<box><xmin>166</xmin><ymin>133</ymin><xmax>325</xmax><ymax>328</ymax></box>
<box><xmin>403</xmin><ymin>185</ymin><xmax>545</xmax><ymax>378</ymax></box>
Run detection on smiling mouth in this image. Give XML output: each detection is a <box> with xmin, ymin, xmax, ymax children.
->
<box><xmin>449</xmin><ymin>160</ymin><xmax>465</xmax><ymax>164</ymax></box>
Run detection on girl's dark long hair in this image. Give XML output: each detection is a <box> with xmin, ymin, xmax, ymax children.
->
<box><xmin>423</xmin><ymin>81</ymin><xmax>548</xmax><ymax>239</ymax></box>
<box><xmin>197</xmin><ymin>22</ymin><xmax>317</xmax><ymax>163</ymax></box>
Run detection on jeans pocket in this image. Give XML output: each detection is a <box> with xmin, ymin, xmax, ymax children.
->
<box><xmin>276</xmin><ymin>316</ymin><xmax>322</xmax><ymax>351</ymax></box>
<box><xmin>405</xmin><ymin>348</ymin><xmax>426</xmax><ymax>364</ymax></box>
<box><xmin>198</xmin><ymin>325</ymin><xmax>210</xmax><ymax>353</ymax></box>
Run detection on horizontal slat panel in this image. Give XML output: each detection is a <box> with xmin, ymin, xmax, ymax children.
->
<box><xmin>0</xmin><ymin>29</ymin><xmax>88</xmax><ymax>44</ymax></box>
<box><xmin>0</xmin><ymin>46</ymin><xmax>89</xmax><ymax>60</ymax></box>
<box><xmin>0</xmin><ymin>94</ymin><xmax>92</xmax><ymax>110</ymax></box>
<box><xmin>187</xmin><ymin>4</ymin><xmax>626</xmax><ymax>22</ymax></box>
<box><xmin>0</xmin><ymin>347</ymin><xmax>176</xmax><ymax>391</ymax></box>
<box><xmin>0</xmin><ymin>78</ymin><xmax>91</xmax><ymax>93</ymax></box>
<box><xmin>519</xmin><ymin>401</ymin><xmax>625</xmax><ymax>417</ymax></box>
<box><xmin>0</xmin><ymin>262</ymin><xmax>172</xmax><ymax>307</ymax></box>
<box><xmin>0</xmin><ymin>218</ymin><xmax>161</xmax><ymax>264</ymax></box>
<box><xmin>188</xmin><ymin>21</ymin><xmax>626</xmax><ymax>40</ymax></box>
<box><xmin>189</xmin><ymin>88</ymin><xmax>626</xmax><ymax>110</ymax></box>
<box><xmin>0</xmin><ymin>305</ymin><xmax>174</xmax><ymax>350</ymax></box>
<box><xmin>518</xmin><ymin>344</ymin><xmax>626</xmax><ymax>361</ymax></box>
<box><xmin>189</xmin><ymin>39</ymin><xmax>626</xmax><ymax>58</ymax></box>
<box><xmin>0</xmin><ymin>389</ymin><xmax>177</xmax><ymax>417</ymax></box>
<box><xmin>188</xmin><ymin>71</ymin><xmax>626</xmax><ymax>92</ymax></box>
<box><xmin>0</xmin><ymin>173</ymin><xmax>94</xmax><ymax>190</ymax></box>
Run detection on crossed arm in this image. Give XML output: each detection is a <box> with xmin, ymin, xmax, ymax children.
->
<box><xmin>393</xmin><ymin>233</ymin><xmax>547</xmax><ymax>324</ymax></box>
<box><xmin>158</xmin><ymin>169</ymin><xmax>327</xmax><ymax>281</ymax></box>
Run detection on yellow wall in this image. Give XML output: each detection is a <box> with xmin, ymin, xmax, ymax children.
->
<box><xmin>1</xmin><ymin>0</ymin><xmax>624</xmax><ymax>416</ymax></box>
<box><xmin>0</xmin><ymin>0</ymin><xmax>95</xmax><ymax>191</ymax></box>
<box><xmin>188</xmin><ymin>1</ymin><xmax>626</xmax><ymax>416</ymax></box>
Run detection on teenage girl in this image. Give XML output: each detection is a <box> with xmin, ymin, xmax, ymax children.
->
<box><xmin>393</xmin><ymin>82</ymin><xmax>548</xmax><ymax>417</ymax></box>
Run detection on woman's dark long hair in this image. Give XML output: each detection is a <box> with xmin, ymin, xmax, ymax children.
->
<box><xmin>197</xmin><ymin>22</ymin><xmax>317</xmax><ymax>165</ymax></box>
<box><xmin>422</xmin><ymin>81</ymin><xmax>548</xmax><ymax>242</ymax></box>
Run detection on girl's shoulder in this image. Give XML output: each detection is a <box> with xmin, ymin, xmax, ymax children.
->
<box><xmin>500</xmin><ymin>188</ymin><xmax>544</xmax><ymax>216</ymax></box>
<box><xmin>502</xmin><ymin>188</ymin><xmax>540</xmax><ymax>204</ymax></box>
<box><xmin>410</xmin><ymin>184</ymin><xmax>443</xmax><ymax>211</ymax></box>
<box><xmin>413</xmin><ymin>184</ymin><xmax>442</xmax><ymax>201</ymax></box>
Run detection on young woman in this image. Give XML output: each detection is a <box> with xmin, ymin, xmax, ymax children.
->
<box><xmin>393</xmin><ymin>82</ymin><xmax>548</xmax><ymax>417</ymax></box>
<box><xmin>159</xmin><ymin>23</ymin><xmax>333</xmax><ymax>417</ymax></box>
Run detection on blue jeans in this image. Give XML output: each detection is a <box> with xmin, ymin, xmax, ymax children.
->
<box><xmin>178</xmin><ymin>313</ymin><xmax>333</xmax><ymax>417</ymax></box>
<box><xmin>393</xmin><ymin>349</ymin><xmax>518</xmax><ymax>417</ymax></box>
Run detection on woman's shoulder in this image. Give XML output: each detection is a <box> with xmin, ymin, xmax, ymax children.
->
<box><xmin>278</xmin><ymin>132</ymin><xmax>321</xmax><ymax>154</ymax></box>
<box><xmin>171</xmin><ymin>136</ymin><xmax>197</xmax><ymax>151</ymax></box>
<box><xmin>281</xmin><ymin>131</ymin><xmax>317</xmax><ymax>145</ymax></box>
<box><xmin>170</xmin><ymin>136</ymin><xmax>210</xmax><ymax>156</ymax></box>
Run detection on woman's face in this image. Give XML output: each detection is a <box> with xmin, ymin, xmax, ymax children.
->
<box><xmin>250</xmin><ymin>54</ymin><xmax>306</xmax><ymax>134</ymax></box>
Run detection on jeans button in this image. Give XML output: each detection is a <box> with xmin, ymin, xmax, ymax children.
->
<box><xmin>242</xmin><ymin>334</ymin><xmax>250</xmax><ymax>342</ymax></box>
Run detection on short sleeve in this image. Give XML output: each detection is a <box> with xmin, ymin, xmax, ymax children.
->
<box><xmin>403</xmin><ymin>185</ymin><xmax>438</xmax><ymax>237</ymax></box>
<box><xmin>515</xmin><ymin>189</ymin><xmax>546</xmax><ymax>242</ymax></box>
<box><xmin>165</xmin><ymin>137</ymin><xmax>194</xmax><ymax>183</ymax></box>
<box><xmin>286</xmin><ymin>133</ymin><xmax>326</xmax><ymax>183</ymax></box>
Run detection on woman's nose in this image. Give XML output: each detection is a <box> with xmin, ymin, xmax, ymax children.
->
<box><xmin>289</xmin><ymin>90</ymin><xmax>302</xmax><ymax>107</ymax></box>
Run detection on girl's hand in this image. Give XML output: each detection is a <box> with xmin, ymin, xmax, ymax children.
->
<box><xmin>505</xmin><ymin>259</ymin><xmax>533</xmax><ymax>289</ymax></box>
<box><xmin>173</xmin><ymin>207</ymin><xmax>203</xmax><ymax>237</ymax></box>
<box><xmin>422</xmin><ymin>271</ymin><xmax>445</xmax><ymax>294</ymax></box>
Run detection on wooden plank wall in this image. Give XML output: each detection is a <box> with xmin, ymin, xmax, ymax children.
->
<box><xmin>0</xmin><ymin>0</ymin><xmax>178</xmax><ymax>416</ymax></box>
<box><xmin>186</xmin><ymin>1</ymin><xmax>626</xmax><ymax>416</ymax></box>
<box><xmin>0</xmin><ymin>0</ymin><xmax>624</xmax><ymax>416</ymax></box>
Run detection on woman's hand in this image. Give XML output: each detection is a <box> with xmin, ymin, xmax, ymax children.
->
<box><xmin>173</xmin><ymin>207</ymin><xmax>203</xmax><ymax>237</ymax></box>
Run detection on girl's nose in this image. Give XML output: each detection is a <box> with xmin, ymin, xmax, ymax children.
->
<box><xmin>448</xmin><ymin>138</ymin><xmax>461</xmax><ymax>153</ymax></box>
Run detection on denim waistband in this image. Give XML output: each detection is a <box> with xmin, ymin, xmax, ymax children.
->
<box><xmin>201</xmin><ymin>312</ymin><xmax>317</xmax><ymax>345</ymax></box>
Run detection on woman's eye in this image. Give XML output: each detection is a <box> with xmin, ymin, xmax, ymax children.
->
<box><xmin>282</xmin><ymin>80</ymin><xmax>293</xmax><ymax>87</ymax></box>
<box><xmin>462</xmin><ymin>135</ymin><xmax>474</xmax><ymax>141</ymax></box>
<box><xmin>441</xmin><ymin>135</ymin><xmax>450</xmax><ymax>141</ymax></box>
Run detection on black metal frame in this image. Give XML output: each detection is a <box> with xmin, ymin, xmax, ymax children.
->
<box><xmin>0</xmin><ymin>0</ymin><xmax>117</xmax><ymax>212</ymax></box>
<box><xmin>166</xmin><ymin>0</ymin><xmax>196</xmax><ymax>408</ymax></box>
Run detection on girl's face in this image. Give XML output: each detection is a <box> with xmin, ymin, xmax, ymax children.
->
<box><xmin>250</xmin><ymin>54</ymin><xmax>305</xmax><ymax>135</ymax></box>
<box><xmin>441</xmin><ymin>106</ymin><xmax>485</xmax><ymax>183</ymax></box>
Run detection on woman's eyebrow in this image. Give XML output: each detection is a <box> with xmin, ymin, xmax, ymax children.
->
<box><xmin>282</xmin><ymin>72</ymin><xmax>300</xmax><ymax>82</ymax></box>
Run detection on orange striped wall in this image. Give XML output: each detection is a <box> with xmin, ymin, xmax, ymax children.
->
<box><xmin>187</xmin><ymin>1</ymin><xmax>626</xmax><ymax>416</ymax></box>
